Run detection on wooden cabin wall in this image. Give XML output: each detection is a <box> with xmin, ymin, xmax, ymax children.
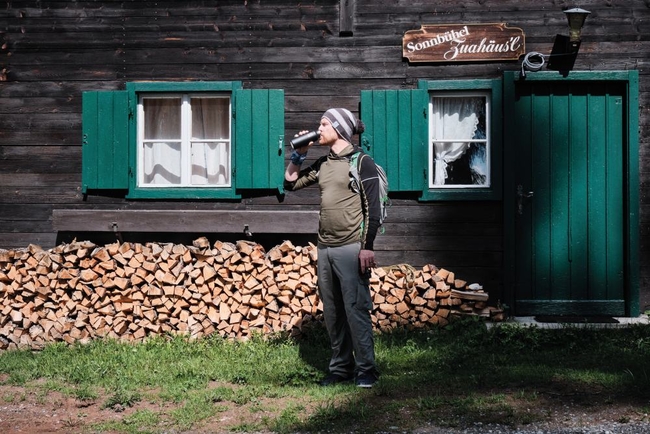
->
<box><xmin>1</xmin><ymin>0</ymin><xmax>648</xmax><ymax>308</ymax></box>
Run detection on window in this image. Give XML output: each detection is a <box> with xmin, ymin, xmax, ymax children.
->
<box><xmin>81</xmin><ymin>82</ymin><xmax>285</xmax><ymax>199</ymax></box>
<box><xmin>420</xmin><ymin>79</ymin><xmax>501</xmax><ymax>200</ymax></box>
<box><xmin>359</xmin><ymin>79</ymin><xmax>501</xmax><ymax>201</ymax></box>
<box><xmin>138</xmin><ymin>94</ymin><xmax>231</xmax><ymax>187</ymax></box>
<box><xmin>429</xmin><ymin>92</ymin><xmax>490</xmax><ymax>189</ymax></box>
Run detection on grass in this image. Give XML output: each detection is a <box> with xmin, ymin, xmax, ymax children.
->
<box><xmin>1</xmin><ymin>317</ymin><xmax>650</xmax><ymax>433</ymax></box>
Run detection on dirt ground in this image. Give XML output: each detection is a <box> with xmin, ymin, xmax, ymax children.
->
<box><xmin>1</xmin><ymin>383</ymin><xmax>649</xmax><ymax>434</ymax></box>
<box><xmin>0</xmin><ymin>383</ymin><xmax>309</xmax><ymax>434</ymax></box>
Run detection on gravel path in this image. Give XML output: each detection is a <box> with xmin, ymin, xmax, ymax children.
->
<box><xmin>411</xmin><ymin>421</ymin><xmax>650</xmax><ymax>434</ymax></box>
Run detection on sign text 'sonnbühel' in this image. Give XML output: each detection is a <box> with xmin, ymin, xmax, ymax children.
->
<box><xmin>403</xmin><ymin>23</ymin><xmax>526</xmax><ymax>63</ymax></box>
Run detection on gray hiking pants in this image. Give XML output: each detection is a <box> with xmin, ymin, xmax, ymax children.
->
<box><xmin>317</xmin><ymin>242</ymin><xmax>376</xmax><ymax>377</ymax></box>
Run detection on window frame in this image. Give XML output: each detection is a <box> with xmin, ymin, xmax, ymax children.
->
<box><xmin>136</xmin><ymin>92</ymin><xmax>233</xmax><ymax>189</ymax></box>
<box><xmin>126</xmin><ymin>81</ymin><xmax>243</xmax><ymax>199</ymax></box>
<box><xmin>418</xmin><ymin>79</ymin><xmax>502</xmax><ymax>201</ymax></box>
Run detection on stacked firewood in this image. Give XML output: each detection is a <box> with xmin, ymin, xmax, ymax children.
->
<box><xmin>0</xmin><ymin>238</ymin><xmax>504</xmax><ymax>350</ymax></box>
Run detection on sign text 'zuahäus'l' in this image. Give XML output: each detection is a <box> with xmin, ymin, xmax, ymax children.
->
<box><xmin>403</xmin><ymin>23</ymin><xmax>525</xmax><ymax>63</ymax></box>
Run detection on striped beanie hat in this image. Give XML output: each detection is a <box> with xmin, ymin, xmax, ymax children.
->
<box><xmin>322</xmin><ymin>108</ymin><xmax>361</xmax><ymax>144</ymax></box>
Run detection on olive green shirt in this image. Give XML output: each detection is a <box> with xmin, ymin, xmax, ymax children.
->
<box><xmin>286</xmin><ymin>145</ymin><xmax>363</xmax><ymax>247</ymax></box>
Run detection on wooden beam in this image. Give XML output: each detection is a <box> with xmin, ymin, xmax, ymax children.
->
<box><xmin>339</xmin><ymin>0</ymin><xmax>355</xmax><ymax>36</ymax></box>
<box><xmin>52</xmin><ymin>209</ymin><xmax>319</xmax><ymax>234</ymax></box>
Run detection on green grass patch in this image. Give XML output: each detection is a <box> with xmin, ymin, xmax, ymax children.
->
<box><xmin>1</xmin><ymin>318</ymin><xmax>649</xmax><ymax>433</ymax></box>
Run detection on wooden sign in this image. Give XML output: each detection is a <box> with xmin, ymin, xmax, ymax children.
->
<box><xmin>403</xmin><ymin>23</ymin><xmax>525</xmax><ymax>63</ymax></box>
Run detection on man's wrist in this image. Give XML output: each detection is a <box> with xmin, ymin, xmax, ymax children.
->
<box><xmin>290</xmin><ymin>150</ymin><xmax>307</xmax><ymax>166</ymax></box>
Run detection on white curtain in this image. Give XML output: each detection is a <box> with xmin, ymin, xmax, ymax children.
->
<box><xmin>432</xmin><ymin>97</ymin><xmax>480</xmax><ymax>185</ymax></box>
<box><xmin>191</xmin><ymin>142</ymin><xmax>229</xmax><ymax>185</ymax></box>
<box><xmin>142</xmin><ymin>97</ymin><xmax>230</xmax><ymax>186</ymax></box>
<box><xmin>190</xmin><ymin>98</ymin><xmax>230</xmax><ymax>185</ymax></box>
<box><xmin>143</xmin><ymin>142</ymin><xmax>181</xmax><ymax>185</ymax></box>
<box><xmin>143</xmin><ymin>98</ymin><xmax>181</xmax><ymax>185</ymax></box>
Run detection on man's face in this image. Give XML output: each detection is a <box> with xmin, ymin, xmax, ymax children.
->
<box><xmin>317</xmin><ymin>118</ymin><xmax>339</xmax><ymax>145</ymax></box>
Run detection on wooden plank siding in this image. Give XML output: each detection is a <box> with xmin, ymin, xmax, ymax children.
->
<box><xmin>1</xmin><ymin>0</ymin><xmax>649</xmax><ymax>308</ymax></box>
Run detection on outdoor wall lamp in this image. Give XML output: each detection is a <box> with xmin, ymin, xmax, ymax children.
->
<box><xmin>521</xmin><ymin>7</ymin><xmax>590</xmax><ymax>77</ymax></box>
<box><xmin>564</xmin><ymin>7</ymin><xmax>591</xmax><ymax>47</ymax></box>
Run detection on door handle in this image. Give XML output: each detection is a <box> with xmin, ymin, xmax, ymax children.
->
<box><xmin>517</xmin><ymin>184</ymin><xmax>534</xmax><ymax>215</ymax></box>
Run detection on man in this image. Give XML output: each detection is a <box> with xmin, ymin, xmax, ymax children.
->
<box><xmin>284</xmin><ymin>108</ymin><xmax>381</xmax><ymax>388</ymax></box>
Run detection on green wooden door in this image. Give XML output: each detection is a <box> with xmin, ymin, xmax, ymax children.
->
<box><xmin>505</xmin><ymin>74</ymin><xmax>636</xmax><ymax>316</ymax></box>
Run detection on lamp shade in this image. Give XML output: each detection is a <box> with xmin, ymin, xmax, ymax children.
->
<box><xmin>564</xmin><ymin>7</ymin><xmax>591</xmax><ymax>42</ymax></box>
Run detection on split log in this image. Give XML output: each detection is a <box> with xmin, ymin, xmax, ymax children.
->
<box><xmin>0</xmin><ymin>238</ymin><xmax>503</xmax><ymax>350</ymax></box>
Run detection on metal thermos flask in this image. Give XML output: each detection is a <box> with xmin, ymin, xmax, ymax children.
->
<box><xmin>290</xmin><ymin>131</ymin><xmax>320</xmax><ymax>149</ymax></box>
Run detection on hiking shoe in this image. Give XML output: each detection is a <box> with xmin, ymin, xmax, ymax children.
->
<box><xmin>355</xmin><ymin>372</ymin><xmax>378</xmax><ymax>388</ymax></box>
<box><xmin>319</xmin><ymin>373</ymin><xmax>353</xmax><ymax>386</ymax></box>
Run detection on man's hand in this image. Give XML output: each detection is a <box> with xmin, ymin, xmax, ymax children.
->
<box><xmin>359</xmin><ymin>249</ymin><xmax>376</xmax><ymax>275</ymax></box>
<box><xmin>293</xmin><ymin>130</ymin><xmax>313</xmax><ymax>154</ymax></box>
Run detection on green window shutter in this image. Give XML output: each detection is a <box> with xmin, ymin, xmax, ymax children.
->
<box><xmin>360</xmin><ymin>89</ymin><xmax>429</xmax><ymax>192</ymax></box>
<box><xmin>234</xmin><ymin>89</ymin><xmax>285</xmax><ymax>191</ymax></box>
<box><xmin>81</xmin><ymin>91</ymin><xmax>130</xmax><ymax>193</ymax></box>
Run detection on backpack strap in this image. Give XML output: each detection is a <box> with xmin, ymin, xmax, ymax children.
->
<box><xmin>347</xmin><ymin>151</ymin><xmax>369</xmax><ymax>244</ymax></box>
